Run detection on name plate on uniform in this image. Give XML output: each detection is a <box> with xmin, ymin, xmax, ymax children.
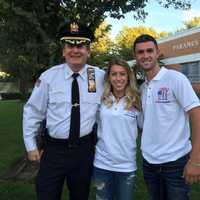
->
<box><xmin>87</xmin><ymin>67</ymin><xmax>96</xmax><ymax>93</ymax></box>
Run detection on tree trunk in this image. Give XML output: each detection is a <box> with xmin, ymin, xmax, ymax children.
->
<box><xmin>19</xmin><ymin>77</ymin><xmax>29</xmax><ymax>101</ymax></box>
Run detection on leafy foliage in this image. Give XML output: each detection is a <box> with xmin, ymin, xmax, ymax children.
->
<box><xmin>175</xmin><ymin>16</ymin><xmax>200</xmax><ymax>33</ymax></box>
<box><xmin>60</xmin><ymin>0</ymin><xmax>191</xmax><ymax>29</ymax></box>
<box><xmin>115</xmin><ymin>26</ymin><xmax>169</xmax><ymax>60</ymax></box>
<box><xmin>90</xmin><ymin>21</ymin><xmax>119</xmax><ymax>68</ymax></box>
<box><xmin>0</xmin><ymin>0</ymin><xmax>65</xmax><ymax>98</ymax></box>
<box><xmin>183</xmin><ymin>16</ymin><xmax>200</xmax><ymax>29</ymax></box>
<box><xmin>156</xmin><ymin>0</ymin><xmax>190</xmax><ymax>9</ymax></box>
<box><xmin>0</xmin><ymin>0</ymin><xmax>63</xmax><ymax>78</ymax></box>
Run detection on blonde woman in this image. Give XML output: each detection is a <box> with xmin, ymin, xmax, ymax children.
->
<box><xmin>93</xmin><ymin>58</ymin><xmax>141</xmax><ymax>200</ymax></box>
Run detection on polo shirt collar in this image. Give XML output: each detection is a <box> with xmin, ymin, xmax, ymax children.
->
<box><xmin>110</xmin><ymin>92</ymin><xmax>126</xmax><ymax>103</ymax></box>
<box><xmin>153</xmin><ymin>66</ymin><xmax>168</xmax><ymax>81</ymax></box>
<box><xmin>145</xmin><ymin>66</ymin><xmax>168</xmax><ymax>84</ymax></box>
<box><xmin>64</xmin><ymin>63</ymin><xmax>87</xmax><ymax>80</ymax></box>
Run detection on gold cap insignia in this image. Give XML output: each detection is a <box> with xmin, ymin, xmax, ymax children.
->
<box><xmin>70</xmin><ymin>22</ymin><xmax>79</xmax><ymax>33</ymax></box>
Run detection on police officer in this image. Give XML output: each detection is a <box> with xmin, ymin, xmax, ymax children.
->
<box><xmin>23</xmin><ymin>22</ymin><xmax>104</xmax><ymax>200</ymax></box>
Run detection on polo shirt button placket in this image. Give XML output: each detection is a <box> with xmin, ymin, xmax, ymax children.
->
<box><xmin>147</xmin><ymin>84</ymin><xmax>152</xmax><ymax>98</ymax></box>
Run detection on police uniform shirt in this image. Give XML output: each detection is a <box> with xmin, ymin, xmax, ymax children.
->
<box><xmin>140</xmin><ymin>67</ymin><xmax>200</xmax><ymax>164</ymax></box>
<box><xmin>23</xmin><ymin>63</ymin><xmax>105</xmax><ymax>152</ymax></box>
<box><xmin>94</xmin><ymin>95</ymin><xmax>140</xmax><ymax>172</ymax></box>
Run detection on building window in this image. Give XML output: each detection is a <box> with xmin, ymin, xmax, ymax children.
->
<box><xmin>181</xmin><ymin>61</ymin><xmax>200</xmax><ymax>83</ymax></box>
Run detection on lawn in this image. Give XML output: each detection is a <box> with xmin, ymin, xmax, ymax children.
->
<box><xmin>0</xmin><ymin>100</ymin><xmax>199</xmax><ymax>200</ymax></box>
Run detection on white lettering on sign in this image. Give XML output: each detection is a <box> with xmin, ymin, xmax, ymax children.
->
<box><xmin>172</xmin><ymin>40</ymin><xmax>199</xmax><ymax>51</ymax></box>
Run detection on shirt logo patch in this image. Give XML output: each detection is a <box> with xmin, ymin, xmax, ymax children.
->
<box><xmin>124</xmin><ymin>109</ymin><xmax>136</xmax><ymax>118</ymax></box>
<box><xmin>156</xmin><ymin>87</ymin><xmax>170</xmax><ymax>103</ymax></box>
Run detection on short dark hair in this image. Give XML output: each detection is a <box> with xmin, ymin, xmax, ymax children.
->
<box><xmin>133</xmin><ymin>34</ymin><xmax>158</xmax><ymax>52</ymax></box>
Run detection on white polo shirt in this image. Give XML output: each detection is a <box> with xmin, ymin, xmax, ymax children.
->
<box><xmin>140</xmin><ymin>67</ymin><xmax>200</xmax><ymax>164</ymax></box>
<box><xmin>23</xmin><ymin>63</ymin><xmax>104</xmax><ymax>152</ymax></box>
<box><xmin>94</xmin><ymin>95</ymin><xmax>140</xmax><ymax>172</ymax></box>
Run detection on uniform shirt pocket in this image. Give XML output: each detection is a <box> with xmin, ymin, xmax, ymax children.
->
<box><xmin>48</xmin><ymin>91</ymin><xmax>70</xmax><ymax>117</ymax></box>
<box><xmin>49</xmin><ymin>91</ymin><xmax>68</xmax><ymax>103</ymax></box>
<box><xmin>81</xmin><ymin>93</ymin><xmax>101</xmax><ymax>122</ymax></box>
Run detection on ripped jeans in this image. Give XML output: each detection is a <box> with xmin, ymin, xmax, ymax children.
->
<box><xmin>93</xmin><ymin>167</ymin><xmax>136</xmax><ymax>200</ymax></box>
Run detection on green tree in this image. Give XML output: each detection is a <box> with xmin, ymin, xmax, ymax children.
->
<box><xmin>60</xmin><ymin>0</ymin><xmax>191</xmax><ymax>31</ymax></box>
<box><xmin>91</xmin><ymin>22</ymin><xmax>113</xmax><ymax>54</ymax></box>
<box><xmin>175</xmin><ymin>16</ymin><xmax>200</xmax><ymax>33</ymax></box>
<box><xmin>183</xmin><ymin>16</ymin><xmax>200</xmax><ymax>29</ymax></box>
<box><xmin>115</xmin><ymin>26</ymin><xmax>169</xmax><ymax>60</ymax></box>
<box><xmin>90</xmin><ymin>21</ymin><xmax>119</xmax><ymax>68</ymax></box>
<box><xmin>0</xmin><ymin>0</ymin><xmax>64</xmax><ymax>99</ymax></box>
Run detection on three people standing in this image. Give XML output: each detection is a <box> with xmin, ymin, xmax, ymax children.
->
<box><xmin>23</xmin><ymin>20</ymin><xmax>200</xmax><ymax>200</ymax></box>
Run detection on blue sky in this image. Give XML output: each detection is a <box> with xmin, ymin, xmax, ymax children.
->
<box><xmin>106</xmin><ymin>0</ymin><xmax>200</xmax><ymax>39</ymax></box>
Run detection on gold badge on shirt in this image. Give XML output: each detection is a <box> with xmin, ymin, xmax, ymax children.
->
<box><xmin>87</xmin><ymin>68</ymin><xmax>96</xmax><ymax>93</ymax></box>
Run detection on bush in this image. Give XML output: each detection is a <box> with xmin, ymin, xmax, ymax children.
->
<box><xmin>0</xmin><ymin>93</ymin><xmax>21</xmax><ymax>100</ymax></box>
<box><xmin>0</xmin><ymin>92</ymin><xmax>32</xmax><ymax>101</ymax></box>
<box><xmin>0</xmin><ymin>72</ymin><xmax>16</xmax><ymax>82</ymax></box>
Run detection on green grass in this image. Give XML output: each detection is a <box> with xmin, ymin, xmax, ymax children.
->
<box><xmin>0</xmin><ymin>100</ymin><xmax>199</xmax><ymax>200</ymax></box>
<box><xmin>0</xmin><ymin>100</ymin><xmax>24</xmax><ymax>173</ymax></box>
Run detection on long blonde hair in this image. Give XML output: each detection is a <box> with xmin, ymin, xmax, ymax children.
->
<box><xmin>102</xmin><ymin>58</ymin><xmax>141</xmax><ymax>111</ymax></box>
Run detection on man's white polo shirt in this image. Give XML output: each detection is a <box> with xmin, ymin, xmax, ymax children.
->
<box><xmin>140</xmin><ymin>67</ymin><xmax>200</xmax><ymax>164</ymax></box>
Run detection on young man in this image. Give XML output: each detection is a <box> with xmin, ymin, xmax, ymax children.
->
<box><xmin>133</xmin><ymin>34</ymin><xmax>200</xmax><ymax>200</ymax></box>
<box><xmin>23</xmin><ymin>22</ymin><xmax>104</xmax><ymax>200</ymax></box>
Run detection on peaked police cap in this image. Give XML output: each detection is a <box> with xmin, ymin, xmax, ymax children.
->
<box><xmin>58</xmin><ymin>22</ymin><xmax>95</xmax><ymax>44</ymax></box>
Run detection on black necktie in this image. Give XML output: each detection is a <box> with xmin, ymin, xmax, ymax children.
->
<box><xmin>68</xmin><ymin>73</ymin><xmax>80</xmax><ymax>147</ymax></box>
